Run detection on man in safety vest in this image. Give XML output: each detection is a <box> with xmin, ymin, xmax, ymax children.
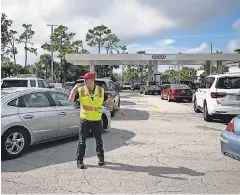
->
<box><xmin>69</xmin><ymin>72</ymin><xmax>125</xmax><ymax>169</ymax></box>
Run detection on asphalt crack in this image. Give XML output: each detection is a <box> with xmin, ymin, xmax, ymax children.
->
<box><xmin>82</xmin><ymin>170</ymin><xmax>101</xmax><ymax>191</ymax></box>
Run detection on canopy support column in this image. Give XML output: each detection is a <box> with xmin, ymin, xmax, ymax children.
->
<box><xmin>217</xmin><ymin>60</ymin><xmax>223</xmax><ymax>74</ymax></box>
<box><xmin>205</xmin><ymin>60</ymin><xmax>211</xmax><ymax>76</ymax></box>
<box><xmin>148</xmin><ymin>60</ymin><xmax>153</xmax><ymax>81</ymax></box>
<box><xmin>89</xmin><ymin>60</ymin><xmax>95</xmax><ymax>73</ymax></box>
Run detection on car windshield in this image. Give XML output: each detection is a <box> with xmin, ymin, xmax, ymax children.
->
<box><xmin>1</xmin><ymin>80</ymin><xmax>28</xmax><ymax>88</ymax></box>
<box><xmin>75</xmin><ymin>80</ymin><xmax>108</xmax><ymax>91</ymax></box>
<box><xmin>171</xmin><ymin>84</ymin><xmax>190</xmax><ymax>89</ymax></box>
<box><xmin>216</xmin><ymin>76</ymin><xmax>240</xmax><ymax>89</ymax></box>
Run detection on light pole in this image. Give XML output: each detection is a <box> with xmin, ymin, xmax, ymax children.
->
<box><xmin>47</xmin><ymin>24</ymin><xmax>58</xmax><ymax>83</ymax></box>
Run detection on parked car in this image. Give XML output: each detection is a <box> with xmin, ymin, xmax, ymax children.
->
<box><xmin>74</xmin><ymin>78</ymin><xmax>121</xmax><ymax>117</ymax></box>
<box><xmin>131</xmin><ymin>83</ymin><xmax>141</xmax><ymax>91</ymax></box>
<box><xmin>122</xmin><ymin>83</ymin><xmax>131</xmax><ymax>90</ymax></box>
<box><xmin>193</xmin><ymin>73</ymin><xmax>240</xmax><ymax>122</ymax></box>
<box><xmin>140</xmin><ymin>81</ymin><xmax>161</xmax><ymax>95</ymax></box>
<box><xmin>161</xmin><ymin>84</ymin><xmax>193</xmax><ymax>102</ymax></box>
<box><xmin>221</xmin><ymin>115</ymin><xmax>240</xmax><ymax>160</ymax></box>
<box><xmin>1</xmin><ymin>87</ymin><xmax>111</xmax><ymax>160</ymax></box>
<box><xmin>1</xmin><ymin>77</ymin><xmax>53</xmax><ymax>89</ymax></box>
<box><xmin>178</xmin><ymin>80</ymin><xmax>196</xmax><ymax>90</ymax></box>
<box><xmin>63</xmin><ymin>82</ymin><xmax>75</xmax><ymax>94</ymax></box>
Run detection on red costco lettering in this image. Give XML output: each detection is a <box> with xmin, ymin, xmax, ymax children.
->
<box><xmin>152</xmin><ymin>54</ymin><xmax>166</xmax><ymax>59</ymax></box>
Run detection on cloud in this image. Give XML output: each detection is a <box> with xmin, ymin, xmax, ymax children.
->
<box><xmin>2</xmin><ymin>0</ymin><xmax>240</xmax><ymax>65</ymax></box>
<box><xmin>126</xmin><ymin>41</ymin><xmax>209</xmax><ymax>54</ymax></box>
<box><xmin>184</xmin><ymin>43</ymin><xmax>209</xmax><ymax>53</ymax></box>
<box><xmin>226</xmin><ymin>19</ymin><xmax>240</xmax><ymax>52</ymax></box>
<box><xmin>156</xmin><ymin>39</ymin><xmax>175</xmax><ymax>46</ymax></box>
<box><xmin>227</xmin><ymin>38</ymin><xmax>240</xmax><ymax>52</ymax></box>
<box><xmin>232</xmin><ymin>18</ymin><xmax>240</xmax><ymax>31</ymax></box>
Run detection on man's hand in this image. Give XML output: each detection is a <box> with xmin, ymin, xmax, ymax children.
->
<box><xmin>73</xmin><ymin>83</ymin><xmax>82</xmax><ymax>90</ymax></box>
<box><xmin>119</xmin><ymin>109</ymin><xmax>125</xmax><ymax>116</ymax></box>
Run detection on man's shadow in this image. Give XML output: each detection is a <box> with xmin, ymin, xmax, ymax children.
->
<box><xmin>87</xmin><ymin>162</ymin><xmax>204</xmax><ymax>180</ymax></box>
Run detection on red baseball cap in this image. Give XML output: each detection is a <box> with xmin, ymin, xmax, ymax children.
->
<box><xmin>80</xmin><ymin>72</ymin><xmax>96</xmax><ymax>79</ymax></box>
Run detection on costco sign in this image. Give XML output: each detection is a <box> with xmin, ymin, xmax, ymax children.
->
<box><xmin>152</xmin><ymin>54</ymin><xmax>166</xmax><ymax>59</ymax></box>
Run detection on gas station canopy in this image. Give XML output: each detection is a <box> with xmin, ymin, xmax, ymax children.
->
<box><xmin>65</xmin><ymin>53</ymin><xmax>240</xmax><ymax>66</ymax></box>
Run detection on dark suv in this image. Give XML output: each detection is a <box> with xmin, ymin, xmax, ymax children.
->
<box><xmin>74</xmin><ymin>78</ymin><xmax>121</xmax><ymax>117</ymax></box>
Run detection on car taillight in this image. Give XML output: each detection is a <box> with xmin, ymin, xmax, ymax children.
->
<box><xmin>170</xmin><ymin>89</ymin><xmax>177</xmax><ymax>94</ymax></box>
<box><xmin>211</xmin><ymin>92</ymin><xmax>226</xmax><ymax>98</ymax></box>
<box><xmin>226</xmin><ymin>119</ymin><xmax>234</xmax><ymax>132</ymax></box>
<box><xmin>106</xmin><ymin>93</ymin><xmax>112</xmax><ymax>98</ymax></box>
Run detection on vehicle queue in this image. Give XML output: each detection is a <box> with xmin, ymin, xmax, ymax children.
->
<box><xmin>1</xmin><ymin>72</ymin><xmax>240</xmax><ymax>162</ymax></box>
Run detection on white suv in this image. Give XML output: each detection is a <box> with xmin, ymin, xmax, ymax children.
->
<box><xmin>193</xmin><ymin>73</ymin><xmax>240</xmax><ymax>122</ymax></box>
<box><xmin>1</xmin><ymin>77</ymin><xmax>53</xmax><ymax>89</ymax></box>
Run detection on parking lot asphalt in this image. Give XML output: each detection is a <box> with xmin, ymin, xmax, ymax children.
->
<box><xmin>2</xmin><ymin>91</ymin><xmax>240</xmax><ymax>194</ymax></box>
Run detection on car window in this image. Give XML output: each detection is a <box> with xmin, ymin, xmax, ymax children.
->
<box><xmin>37</xmin><ymin>80</ymin><xmax>45</xmax><ymax>88</ymax></box>
<box><xmin>216</xmin><ymin>77</ymin><xmax>240</xmax><ymax>89</ymax></box>
<box><xmin>108</xmin><ymin>82</ymin><xmax>114</xmax><ymax>91</ymax></box>
<box><xmin>43</xmin><ymin>80</ymin><xmax>50</xmax><ymax>88</ymax></box>
<box><xmin>22</xmin><ymin>92</ymin><xmax>50</xmax><ymax>107</ymax></box>
<box><xmin>49</xmin><ymin>91</ymin><xmax>71</xmax><ymax>106</ymax></box>
<box><xmin>2</xmin><ymin>80</ymin><xmax>28</xmax><ymax>88</ymax></box>
<box><xmin>7</xmin><ymin>98</ymin><xmax>19</xmax><ymax>107</ymax></box>
<box><xmin>30</xmin><ymin>80</ymin><xmax>36</xmax><ymax>87</ymax></box>
<box><xmin>205</xmin><ymin>77</ymin><xmax>215</xmax><ymax>89</ymax></box>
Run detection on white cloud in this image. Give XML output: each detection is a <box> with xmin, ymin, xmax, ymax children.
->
<box><xmin>126</xmin><ymin>41</ymin><xmax>209</xmax><ymax>54</ymax></box>
<box><xmin>227</xmin><ymin>38</ymin><xmax>240</xmax><ymax>52</ymax></box>
<box><xmin>232</xmin><ymin>18</ymin><xmax>240</xmax><ymax>31</ymax></box>
<box><xmin>2</xmin><ymin>0</ymin><xmax>240</xmax><ymax>65</ymax></box>
<box><xmin>184</xmin><ymin>43</ymin><xmax>209</xmax><ymax>53</ymax></box>
<box><xmin>156</xmin><ymin>39</ymin><xmax>175</xmax><ymax>46</ymax></box>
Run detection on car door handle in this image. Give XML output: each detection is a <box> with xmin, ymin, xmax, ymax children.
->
<box><xmin>59</xmin><ymin>112</ymin><xmax>66</xmax><ymax>115</ymax></box>
<box><xmin>23</xmin><ymin>115</ymin><xmax>34</xmax><ymax>119</ymax></box>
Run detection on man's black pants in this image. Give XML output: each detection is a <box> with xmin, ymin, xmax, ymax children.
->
<box><xmin>76</xmin><ymin>120</ymin><xmax>104</xmax><ymax>160</ymax></box>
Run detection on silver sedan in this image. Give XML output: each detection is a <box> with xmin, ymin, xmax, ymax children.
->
<box><xmin>1</xmin><ymin>87</ymin><xmax>111</xmax><ymax>160</ymax></box>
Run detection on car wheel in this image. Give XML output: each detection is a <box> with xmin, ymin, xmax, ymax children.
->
<box><xmin>161</xmin><ymin>93</ymin><xmax>164</xmax><ymax>99</ymax></box>
<box><xmin>140</xmin><ymin>91</ymin><xmax>142</xmax><ymax>94</ymax></box>
<box><xmin>144</xmin><ymin>90</ymin><xmax>147</xmax><ymax>95</ymax></box>
<box><xmin>187</xmin><ymin>98</ymin><xmax>192</xmax><ymax>103</ymax></box>
<box><xmin>1</xmin><ymin>127</ymin><xmax>30</xmax><ymax>160</ymax></box>
<box><xmin>158</xmin><ymin>92</ymin><xmax>161</xmax><ymax>95</ymax></box>
<box><xmin>111</xmin><ymin>110</ymin><xmax>115</xmax><ymax>117</ymax></box>
<box><xmin>194</xmin><ymin>99</ymin><xmax>201</xmax><ymax>113</ymax></box>
<box><xmin>203</xmin><ymin>102</ymin><xmax>213</xmax><ymax>122</ymax></box>
<box><xmin>167</xmin><ymin>94</ymin><xmax>171</xmax><ymax>102</ymax></box>
<box><xmin>118</xmin><ymin>98</ymin><xmax>120</xmax><ymax>107</ymax></box>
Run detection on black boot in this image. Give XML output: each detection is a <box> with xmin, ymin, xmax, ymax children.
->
<box><xmin>98</xmin><ymin>157</ymin><xmax>105</xmax><ymax>166</ymax></box>
<box><xmin>77</xmin><ymin>159</ymin><xmax>84</xmax><ymax>169</ymax></box>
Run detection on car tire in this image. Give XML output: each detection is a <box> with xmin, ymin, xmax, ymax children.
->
<box><xmin>187</xmin><ymin>98</ymin><xmax>192</xmax><ymax>103</ymax></box>
<box><xmin>140</xmin><ymin>91</ymin><xmax>142</xmax><ymax>94</ymax></box>
<box><xmin>161</xmin><ymin>93</ymin><xmax>164</xmax><ymax>100</ymax></box>
<box><xmin>144</xmin><ymin>90</ymin><xmax>147</xmax><ymax>95</ymax></box>
<box><xmin>118</xmin><ymin>98</ymin><xmax>120</xmax><ymax>107</ymax></box>
<box><xmin>167</xmin><ymin>94</ymin><xmax>171</xmax><ymax>102</ymax></box>
<box><xmin>111</xmin><ymin>110</ymin><xmax>115</xmax><ymax>117</ymax></box>
<box><xmin>203</xmin><ymin>102</ymin><xmax>213</xmax><ymax>122</ymax></box>
<box><xmin>194</xmin><ymin>99</ymin><xmax>201</xmax><ymax>113</ymax></box>
<box><xmin>158</xmin><ymin>92</ymin><xmax>161</xmax><ymax>95</ymax></box>
<box><xmin>1</xmin><ymin>127</ymin><xmax>30</xmax><ymax>160</ymax></box>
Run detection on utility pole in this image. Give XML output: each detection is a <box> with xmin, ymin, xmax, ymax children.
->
<box><xmin>210</xmin><ymin>42</ymin><xmax>213</xmax><ymax>54</ymax></box>
<box><xmin>47</xmin><ymin>24</ymin><xmax>58</xmax><ymax>83</ymax></box>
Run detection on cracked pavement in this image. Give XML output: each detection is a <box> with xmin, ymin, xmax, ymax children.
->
<box><xmin>2</xmin><ymin>91</ymin><xmax>240</xmax><ymax>194</ymax></box>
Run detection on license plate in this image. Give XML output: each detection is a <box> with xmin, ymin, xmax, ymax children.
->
<box><xmin>237</xmin><ymin>95</ymin><xmax>240</xmax><ymax>100</ymax></box>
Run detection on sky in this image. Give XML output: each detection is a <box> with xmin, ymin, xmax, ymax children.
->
<box><xmin>2</xmin><ymin>0</ymin><xmax>240</xmax><ymax>73</ymax></box>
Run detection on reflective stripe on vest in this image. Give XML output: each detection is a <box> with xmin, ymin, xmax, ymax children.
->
<box><xmin>82</xmin><ymin>105</ymin><xmax>102</xmax><ymax>111</ymax></box>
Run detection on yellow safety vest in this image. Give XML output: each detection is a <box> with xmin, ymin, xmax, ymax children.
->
<box><xmin>78</xmin><ymin>85</ymin><xmax>104</xmax><ymax>121</ymax></box>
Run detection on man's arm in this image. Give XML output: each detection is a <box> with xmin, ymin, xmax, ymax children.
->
<box><xmin>106</xmin><ymin>97</ymin><xmax>125</xmax><ymax>116</ymax></box>
<box><xmin>69</xmin><ymin>84</ymin><xmax>81</xmax><ymax>103</ymax></box>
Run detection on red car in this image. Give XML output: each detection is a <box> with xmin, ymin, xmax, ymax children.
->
<box><xmin>161</xmin><ymin>84</ymin><xmax>193</xmax><ymax>102</ymax></box>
